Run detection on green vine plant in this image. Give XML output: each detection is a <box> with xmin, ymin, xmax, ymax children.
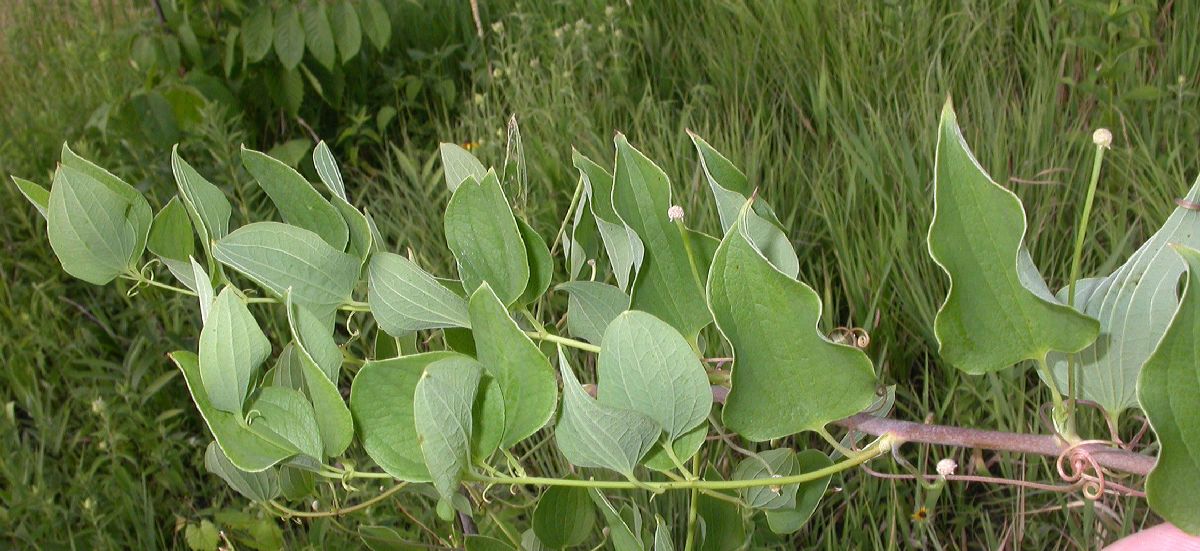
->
<box><xmin>11</xmin><ymin>99</ymin><xmax>1200</xmax><ymax>549</ymax></box>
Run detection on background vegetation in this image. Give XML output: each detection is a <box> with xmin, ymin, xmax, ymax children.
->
<box><xmin>1</xmin><ymin>0</ymin><xmax>1195</xmax><ymax>548</ymax></box>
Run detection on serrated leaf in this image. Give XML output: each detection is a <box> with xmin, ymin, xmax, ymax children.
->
<box><xmin>468</xmin><ymin>284</ymin><xmax>557</xmax><ymax>448</ymax></box>
<box><xmin>204</xmin><ymin>442</ymin><xmax>280</xmax><ymax>502</ymax></box>
<box><xmin>557</xmin><ymin>281</ymin><xmax>629</xmax><ymax>345</ymax></box>
<box><xmin>300</xmin><ymin>1</ymin><xmax>336</xmax><ymax>70</ymax></box>
<box><xmin>329</xmin><ymin>0</ymin><xmax>362</xmax><ymax>63</ymax></box>
<box><xmin>588</xmin><ymin>490</ymin><xmax>643</xmax><ymax>551</ymax></box>
<box><xmin>708</xmin><ymin>201</ymin><xmax>876</xmax><ymax>440</ymax></box>
<box><xmin>148</xmin><ymin>196</ymin><xmax>194</xmax><ymax>261</ymax></box>
<box><xmin>250</xmin><ymin>386</ymin><xmax>324</xmax><ymax>460</ymax></box>
<box><xmin>929</xmin><ymin>102</ymin><xmax>1099</xmax><ymax>374</ymax></box>
<box><xmin>612</xmin><ymin>135</ymin><xmax>708</xmax><ymax>338</ymax></box>
<box><xmin>273</xmin><ymin>3</ymin><xmax>305</xmax><ymax>70</ymax></box>
<box><xmin>214</xmin><ymin>222</ymin><xmax>359</xmax><ymax>311</ymax></box>
<box><xmin>444</xmin><ymin>170</ymin><xmax>529</xmax><ymax>304</ymax></box>
<box><xmin>241</xmin><ymin>146</ymin><xmax>348</xmax><ymax>250</ymax></box>
<box><xmin>533</xmin><ymin>483</ymin><xmax>596</xmax><ymax>549</ymax></box>
<box><xmin>11</xmin><ymin>176</ymin><xmax>49</xmax><ymax>219</ymax></box>
<box><xmin>516</xmin><ymin>218</ymin><xmax>553</xmax><ymax>307</ymax></box>
<box><xmin>350</xmin><ymin>352</ymin><xmax>460</xmax><ymax>481</ymax></box>
<box><xmin>413</xmin><ymin>356</ymin><xmax>481</xmax><ymax>503</ymax></box>
<box><xmin>199</xmin><ymin>287</ymin><xmax>271</xmax><ymax>413</ymax></box>
<box><xmin>286</xmin><ymin>293</ymin><xmax>353</xmax><ymax>457</ymax></box>
<box><xmin>439</xmin><ymin>142</ymin><xmax>487</xmax><ymax>192</ymax></box>
<box><xmin>763</xmin><ymin>450</ymin><xmax>833</xmax><ymax>534</ymax></box>
<box><xmin>731</xmin><ymin>449</ymin><xmax>802</xmax><ymax>511</ymax></box>
<box><xmin>1050</xmin><ymin>178</ymin><xmax>1200</xmax><ymax>415</ymax></box>
<box><xmin>242</xmin><ymin>4</ymin><xmax>274</xmax><ymax>62</ymax></box>
<box><xmin>689</xmin><ymin>132</ymin><xmax>798</xmax><ymax>278</ymax></box>
<box><xmin>368</xmin><ymin>251</ymin><xmax>470</xmax><ymax>332</ymax></box>
<box><xmin>172</xmin><ymin>146</ymin><xmax>232</xmax><ymax>258</ymax></box>
<box><xmin>598</xmin><ymin>311</ymin><xmax>710</xmax><ymax>443</ymax></box>
<box><xmin>554</xmin><ymin>348</ymin><xmax>659</xmax><ymax>477</ymax></box>
<box><xmin>359</xmin><ymin>0</ymin><xmax>391</xmax><ymax>51</ymax></box>
<box><xmin>572</xmin><ymin>150</ymin><xmax>643</xmax><ymax>292</ymax></box>
<box><xmin>172</xmin><ymin>351</ymin><xmax>297</xmax><ymax>472</ymax></box>
<box><xmin>1138</xmin><ymin>244</ymin><xmax>1200</xmax><ymax>535</ymax></box>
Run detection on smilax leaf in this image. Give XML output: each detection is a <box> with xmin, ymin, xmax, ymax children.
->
<box><xmin>413</xmin><ymin>357</ymin><xmax>481</xmax><ymax>504</ymax></box>
<box><xmin>444</xmin><ymin>170</ymin><xmax>529</xmax><ymax>304</ymax></box>
<box><xmin>708</xmin><ymin>201</ymin><xmax>876</xmax><ymax>441</ymax></box>
<box><xmin>929</xmin><ymin>101</ymin><xmax>1098</xmax><ymax>374</ymax></box>
<box><xmin>1138</xmin><ymin>244</ymin><xmax>1200</xmax><ymax>535</ymax></box>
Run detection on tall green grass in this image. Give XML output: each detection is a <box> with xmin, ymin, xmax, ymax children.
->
<box><xmin>2</xmin><ymin>0</ymin><xmax>1197</xmax><ymax>548</ymax></box>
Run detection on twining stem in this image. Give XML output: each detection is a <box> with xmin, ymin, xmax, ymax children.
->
<box><xmin>122</xmin><ymin>270</ymin><xmax>373</xmax><ymax>312</ymax></box>
<box><xmin>121</xmin><ymin>272</ymin><xmax>196</xmax><ymax>296</ymax></box>
<box><xmin>683</xmin><ymin>452</ymin><xmax>702</xmax><ymax>551</ymax></box>
<box><xmin>1065</xmin><ymin>138</ymin><xmax>1108</xmax><ymax>434</ymax></box>
<box><xmin>267</xmin><ymin>483</ymin><xmax>408</xmax><ymax>518</ymax></box>
<box><xmin>466</xmin><ymin>435</ymin><xmax>892</xmax><ymax>492</ymax></box>
<box><xmin>524</xmin><ymin>330</ymin><xmax>601</xmax><ymax>353</ymax></box>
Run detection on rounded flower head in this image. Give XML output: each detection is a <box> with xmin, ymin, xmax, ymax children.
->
<box><xmin>667</xmin><ymin>205</ymin><xmax>685</xmax><ymax>222</ymax></box>
<box><xmin>936</xmin><ymin>458</ymin><xmax>958</xmax><ymax>477</ymax></box>
<box><xmin>1092</xmin><ymin>128</ymin><xmax>1112</xmax><ymax>149</ymax></box>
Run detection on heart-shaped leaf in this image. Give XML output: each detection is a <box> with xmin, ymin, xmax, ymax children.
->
<box><xmin>46</xmin><ymin>163</ymin><xmax>149</xmax><ymax>285</ymax></box>
<box><xmin>468</xmin><ymin>284</ymin><xmax>557</xmax><ymax>447</ymax></box>
<box><xmin>929</xmin><ymin>101</ymin><xmax>1098</xmax><ymax>374</ymax></box>
<box><xmin>557</xmin><ymin>281</ymin><xmax>629</xmax><ymax>345</ymax></box>
<box><xmin>1138</xmin><ymin>244</ymin><xmax>1200</xmax><ymax>535</ymax></box>
<box><xmin>612</xmin><ymin>135</ymin><xmax>709</xmax><ymax>338</ymax></box>
<box><xmin>368</xmin><ymin>251</ymin><xmax>470</xmax><ymax>332</ymax></box>
<box><xmin>708</xmin><ymin>201</ymin><xmax>876</xmax><ymax>440</ymax></box>
<box><xmin>734</xmin><ymin>449</ymin><xmax>800</xmax><ymax>510</ymax></box>
<box><xmin>1050</xmin><ymin>178</ymin><xmax>1200</xmax><ymax>416</ymax></box>
<box><xmin>763</xmin><ymin>450</ymin><xmax>834</xmax><ymax>534</ymax></box>
<box><xmin>444</xmin><ymin>170</ymin><xmax>529</xmax><ymax>304</ymax></box>
<box><xmin>533</xmin><ymin>483</ymin><xmax>596</xmax><ymax>549</ymax></box>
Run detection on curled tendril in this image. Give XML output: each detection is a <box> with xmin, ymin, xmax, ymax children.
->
<box><xmin>243</xmin><ymin>409</ymin><xmax>263</xmax><ymax>425</ymax></box>
<box><xmin>343</xmin><ymin>310</ymin><xmax>362</xmax><ymax>344</ymax></box>
<box><xmin>1056</xmin><ymin>439</ymin><xmax>1110</xmax><ymax>500</ymax></box>
<box><xmin>828</xmin><ymin>327</ymin><xmax>870</xmax><ymax>349</ymax></box>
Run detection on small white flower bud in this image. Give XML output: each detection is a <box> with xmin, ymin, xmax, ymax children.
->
<box><xmin>1092</xmin><ymin>128</ymin><xmax>1112</xmax><ymax>149</ymax></box>
<box><xmin>667</xmin><ymin>205</ymin><xmax>685</xmax><ymax>222</ymax></box>
<box><xmin>936</xmin><ymin>458</ymin><xmax>957</xmax><ymax>477</ymax></box>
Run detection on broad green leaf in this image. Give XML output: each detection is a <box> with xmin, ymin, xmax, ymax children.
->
<box><xmin>332</xmin><ymin>197</ymin><xmax>373</xmax><ymax>264</ymax></box>
<box><xmin>468</xmin><ymin>284</ymin><xmax>557</xmax><ymax>447</ymax></box>
<box><xmin>250</xmin><ymin>386</ymin><xmax>324</xmax><ymax>460</ymax></box>
<box><xmin>278</xmin><ymin>465</ymin><xmax>316</xmax><ymax>501</ymax></box>
<box><xmin>708</xmin><ymin>202</ymin><xmax>876</xmax><ymax>440</ymax></box>
<box><xmin>521</xmin><ymin>530</ymin><xmax>549</xmax><ymax>551</ymax></box>
<box><xmin>554</xmin><ymin>348</ymin><xmax>659</xmax><ymax>477</ymax></box>
<box><xmin>11</xmin><ymin>176</ymin><xmax>49</xmax><ymax>219</ymax></box>
<box><xmin>734</xmin><ymin>449</ymin><xmax>799</xmax><ymax>510</ymax></box>
<box><xmin>763</xmin><ymin>450</ymin><xmax>833</xmax><ymax>534</ymax></box>
<box><xmin>642</xmin><ymin>424</ymin><xmax>705</xmax><ymax>472</ymax></box>
<box><xmin>1050</xmin><ymin>178</ymin><xmax>1200</xmax><ymax>415</ymax></box>
<box><xmin>286</xmin><ymin>294</ymin><xmax>354</xmax><ymax>457</ymax></box>
<box><xmin>566</xmin><ymin>172</ymin><xmax>601</xmax><ymax>280</ymax></box>
<box><xmin>191</xmin><ymin>257</ymin><xmax>215</xmax><ymax>323</ymax></box>
<box><xmin>273</xmin><ymin>3</ymin><xmax>305</xmax><ymax>70</ymax></box>
<box><xmin>350</xmin><ymin>352</ymin><xmax>460</xmax><ymax>481</ymax></box>
<box><xmin>171</xmin><ymin>351</ymin><xmax>297</xmax><ymax>472</ymax></box>
<box><xmin>368</xmin><ymin>251</ymin><xmax>470</xmax><ymax>332</ymax></box>
<box><xmin>516</xmin><ymin>218</ymin><xmax>553</xmax><ymax>307</ymax></box>
<box><xmin>47</xmin><ymin>161</ymin><xmax>150</xmax><ymax>284</ymax></box>
<box><xmin>241</xmin><ymin>4</ymin><xmax>274</xmax><ymax>62</ymax></box>
<box><xmin>472</xmin><ymin>367</ymin><xmax>506</xmax><ymax>462</ymax></box>
<box><xmin>172</xmin><ymin>146</ymin><xmax>232</xmax><ymax>256</ymax></box>
<box><xmin>653</xmin><ymin>517</ymin><xmax>674</xmax><ymax>551</ymax></box>
<box><xmin>612</xmin><ymin>135</ymin><xmax>708</xmax><ymax>338</ymax></box>
<box><xmin>329</xmin><ymin>0</ymin><xmax>362</xmax><ymax>63</ymax></box>
<box><xmin>199</xmin><ymin>287</ymin><xmax>271</xmax><ymax>413</ymax></box>
<box><xmin>697</xmin><ymin>468</ymin><xmax>746</xmax><ymax>551</ymax></box>
<box><xmin>1138</xmin><ymin>244</ymin><xmax>1200</xmax><ymax>535</ymax></box>
<box><xmin>444</xmin><ymin>171</ymin><xmax>529</xmax><ymax>304</ymax></box>
<box><xmin>557</xmin><ymin>281</ymin><xmax>629</xmax><ymax>345</ymax></box>
<box><xmin>465</xmin><ymin>536</ymin><xmax>514</xmax><ymax>551</ymax></box>
<box><xmin>313</xmin><ymin>141</ymin><xmax>347</xmax><ymax>200</ymax></box>
<box><xmin>588</xmin><ymin>489</ymin><xmax>643</xmax><ymax>551</ymax></box>
<box><xmin>204</xmin><ymin>442</ymin><xmax>279</xmax><ymax>502</ymax></box>
<box><xmin>573</xmin><ymin>149</ymin><xmax>642</xmax><ymax>292</ymax></box>
<box><xmin>439</xmin><ymin>142</ymin><xmax>487</xmax><ymax>192</ymax></box>
<box><xmin>300</xmin><ymin>1</ymin><xmax>336</xmax><ymax>70</ymax></box>
<box><xmin>214</xmin><ymin>222</ymin><xmax>359</xmax><ymax>310</ymax></box>
<box><xmin>241</xmin><ymin>146</ymin><xmax>348</xmax><ymax>250</ymax></box>
<box><xmin>597</xmin><ymin>311</ymin><xmax>711</xmax><ymax>442</ymax></box>
<box><xmin>148</xmin><ymin>197</ymin><xmax>194</xmax><ymax>261</ymax></box>
<box><xmin>359</xmin><ymin>0</ymin><xmax>391</xmax><ymax>51</ymax></box>
<box><xmin>413</xmin><ymin>356</ymin><xmax>481</xmax><ymax>503</ymax></box>
<box><xmin>688</xmin><ymin>132</ymin><xmax>798</xmax><ymax>278</ymax></box>
<box><xmin>929</xmin><ymin>102</ymin><xmax>1099</xmax><ymax>374</ymax></box>
<box><xmin>533</xmin><ymin>484</ymin><xmax>596</xmax><ymax>549</ymax></box>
